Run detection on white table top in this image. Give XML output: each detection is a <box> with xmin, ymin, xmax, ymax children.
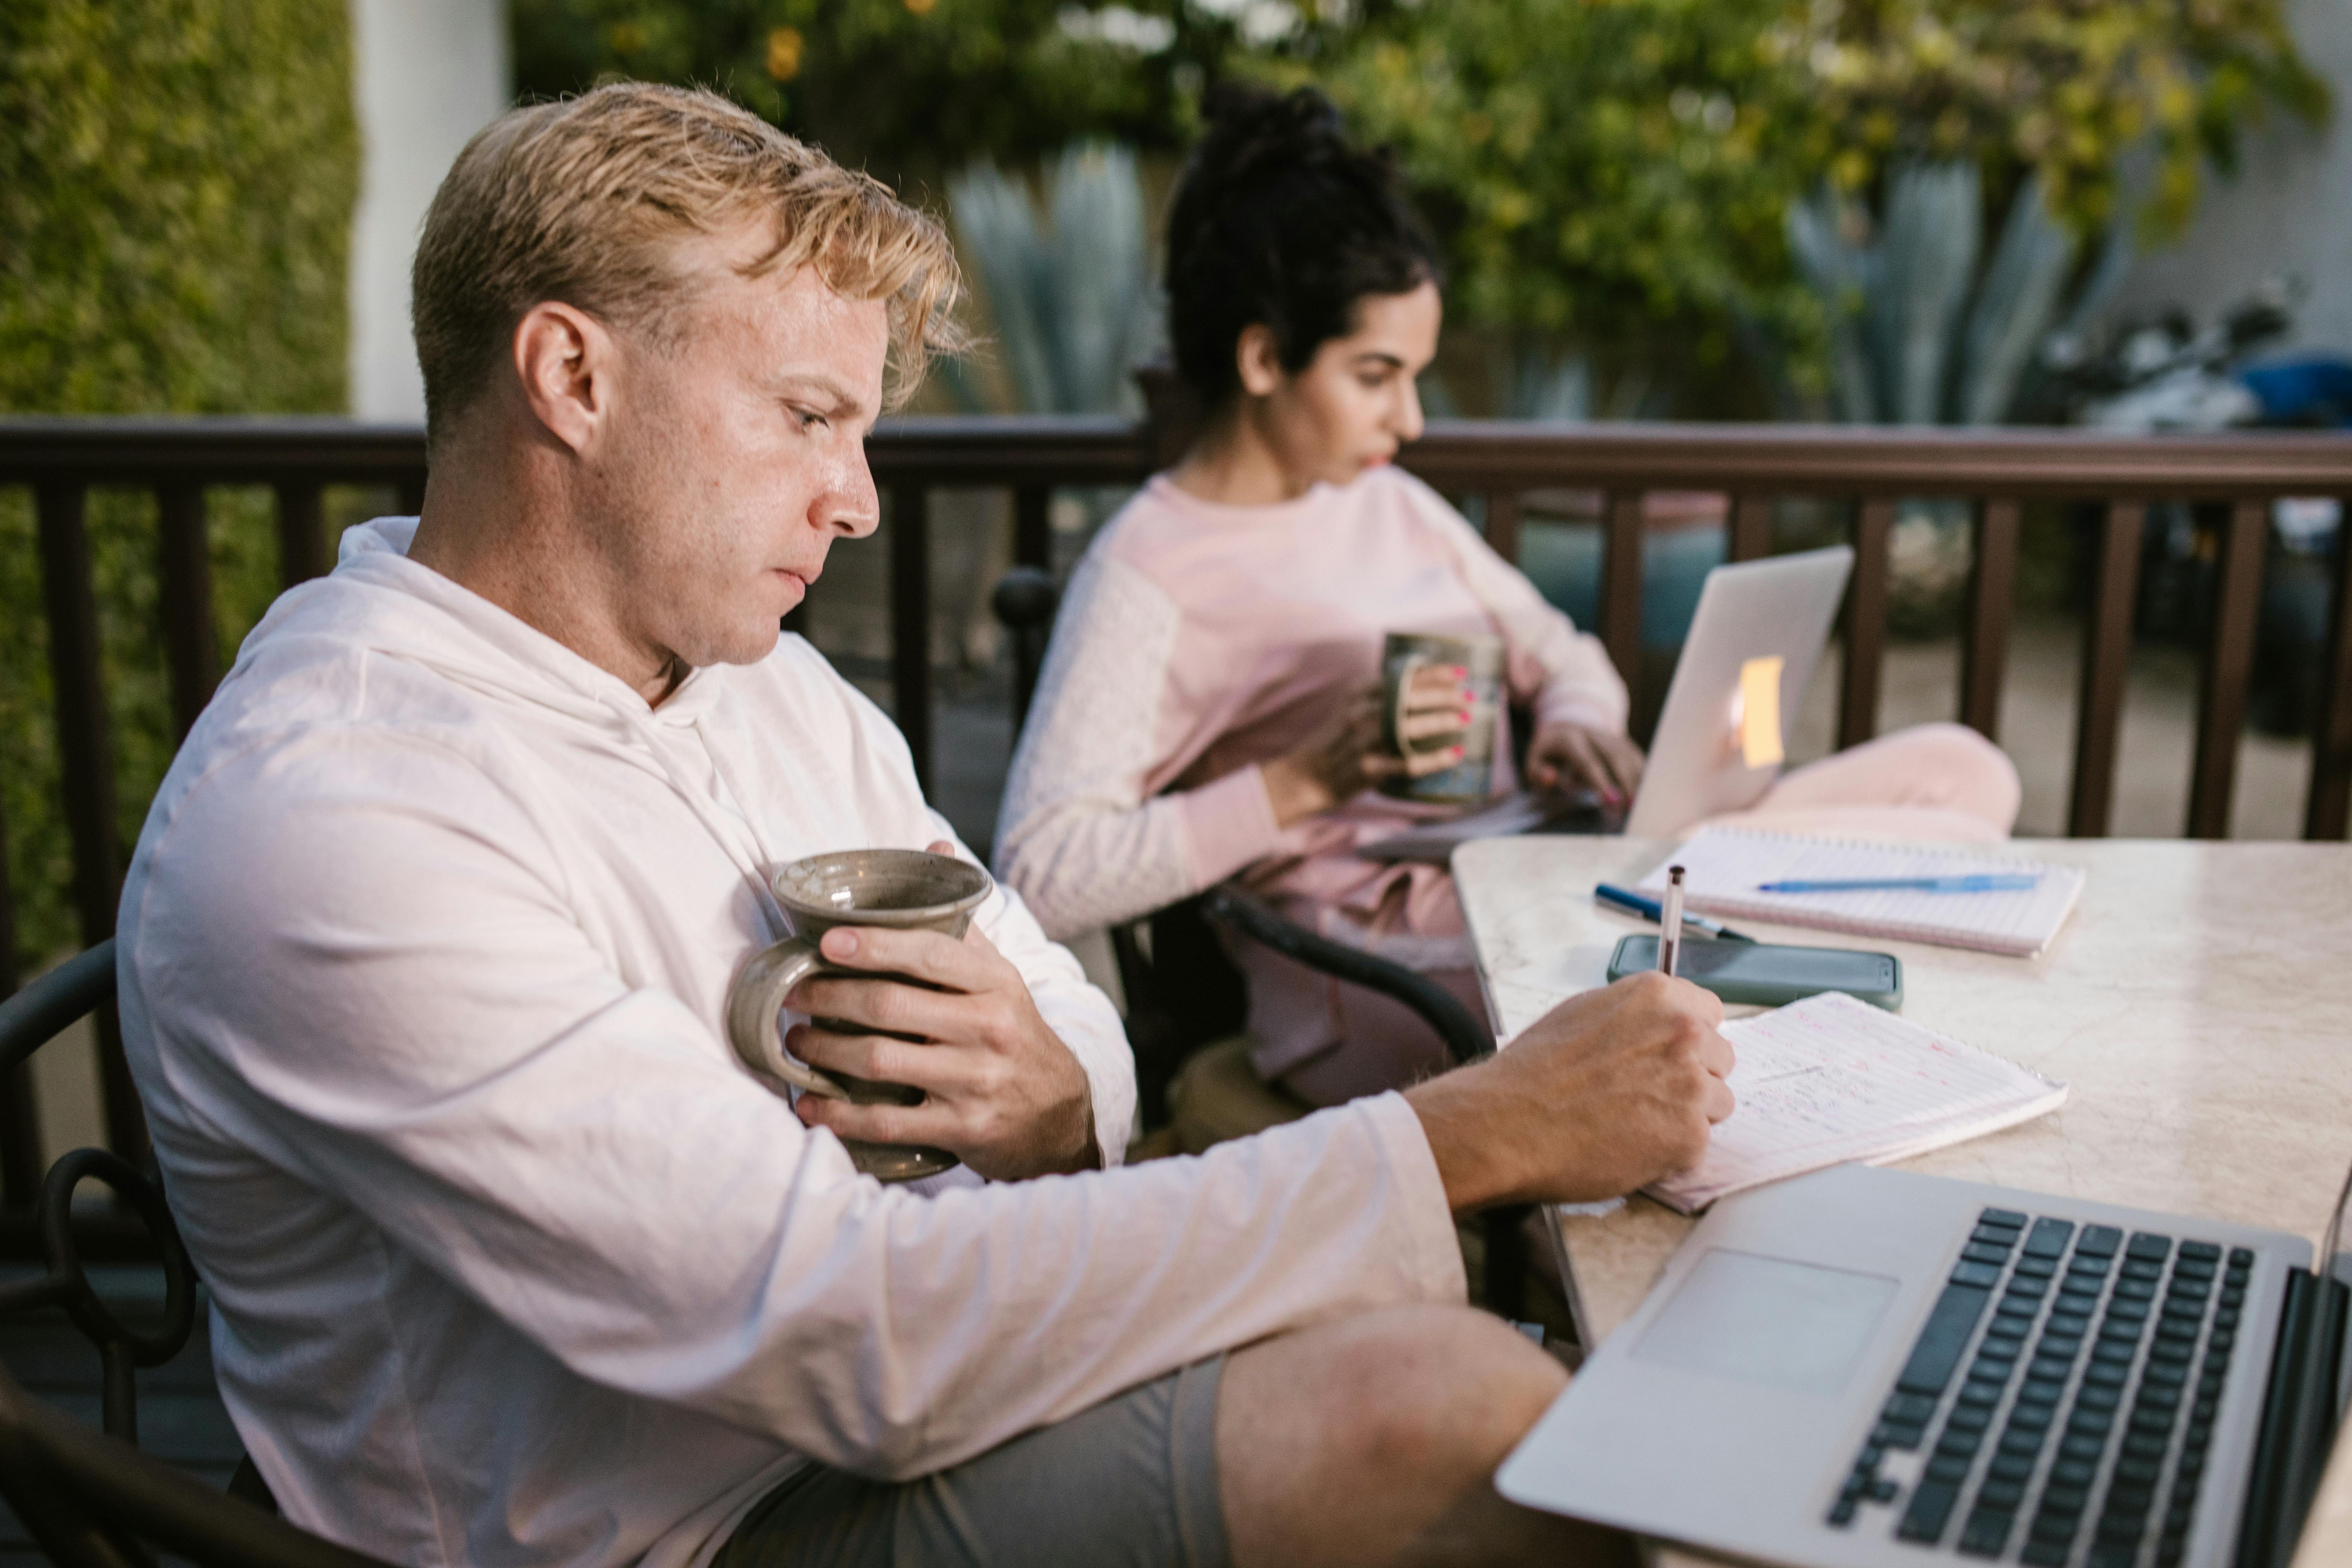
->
<box><xmin>1452</xmin><ymin>835</ymin><xmax>2352</xmax><ymax>1567</ymax></box>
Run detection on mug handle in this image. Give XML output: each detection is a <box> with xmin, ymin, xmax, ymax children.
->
<box><xmin>726</xmin><ymin>937</ymin><xmax>853</xmax><ymax>1100</ymax></box>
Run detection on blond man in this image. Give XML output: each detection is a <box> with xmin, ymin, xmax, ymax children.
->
<box><xmin>116</xmin><ymin>84</ymin><xmax>1733</xmax><ymax>1568</ymax></box>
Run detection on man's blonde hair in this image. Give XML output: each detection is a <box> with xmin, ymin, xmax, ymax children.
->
<box><xmin>411</xmin><ymin>82</ymin><xmax>964</xmax><ymax>444</ymax></box>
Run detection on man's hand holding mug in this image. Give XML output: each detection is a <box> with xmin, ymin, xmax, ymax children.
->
<box><xmin>727</xmin><ymin>844</ymin><xmax>1097</xmax><ymax>1182</ymax></box>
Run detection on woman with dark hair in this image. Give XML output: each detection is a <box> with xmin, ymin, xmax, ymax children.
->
<box><xmin>995</xmin><ymin>86</ymin><xmax>2017</xmax><ymax>1105</ymax></box>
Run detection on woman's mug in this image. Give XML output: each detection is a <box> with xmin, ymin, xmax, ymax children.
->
<box><xmin>727</xmin><ymin>848</ymin><xmax>993</xmax><ymax>1183</ymax></box>
<box><xmin>1379</xmin><ymin>630</ymin><xmax>1506</xmax><ymax>804</ymax></box>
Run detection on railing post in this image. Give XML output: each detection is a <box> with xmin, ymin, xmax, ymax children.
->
<box><xmin>1483</xmin><ymin>491</ymin><xmax>1523</xmax><ymax>565</ymax></box>
<box><xmin>1600</xmin><ymin>492</ymin><xmax>1645</xmax><ymax>701</ymax></box>
<box><xmin>2068</xmin><ymin>501</ymin><xmax>2146</xmax><ymax>838</ymax></box>
<box><xmin>1003</xmin><ymin>485</ymin><xmax>1057</xmax><ymax>739</ymax></box>
<box><xmin>1838</xmin><ymin>499</ymin><xmax>1895</xmax><ymax>750</ymax></box>
<box><xmin>156</xmin><ymin>481</ymin><xmax>219</xmax><ymax>742</ymax></box>
<box><xmin>1013</xmin><ymin>485</ymin><xmax>1052</xmax><ymax>572</ymax></box>
<box><xmin>2186</xmin><ymin>500</ymin><xmax>2267</xmax><ymax>839</ymax></box>
<box><xmin>274</xmin><ymin>481</ymin><xmax>328</xmax><ymax>588</ymax></box>
<box><xmin>992</xmin><ymin>568</ymin><xmax>1059</xmax><ymax>733</ymax></box>
<box><xmin>34</xmin><ymin>484</ymin><xmax>148</xmax><ymax>1164</ymax></box>
<box><xmin>1729</xmin><ymin>495</ymin><xmax>1773</xmax><ymax>563</ymax></box>
<box><xmin>1960</xmin><ymin>499</ymin><xmax>2020</xmax><ymax>741</ymax></box>
<box><xmin>2308</xmin><ymin>498</ymin><xmax>2352</xmax><ymax>840</ymax></box>
<box><xmin>890</xmin><ymin>483</ymin><xmax>933</xmax><ymax>793</ymax></box>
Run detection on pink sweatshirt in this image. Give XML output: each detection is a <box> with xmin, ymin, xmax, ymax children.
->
<box><xmin>995</xmin><ymin>468</ymin><xmax>1625</xmax><ymax>961</ymax></box>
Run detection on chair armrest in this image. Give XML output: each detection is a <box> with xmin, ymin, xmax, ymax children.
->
<box><xmin>991</xmin><ymin>566</ymin><xmax>1061</xmax><ymax>730</ymax></box>
<box><xmin>0</xmin><ymin>938</ymin><xmax>201</xmax><ymax>1443</ymax></box>
<box><xmin>1186</xmin><ymin>892</ymin><xmax>1535</xmax><ymax>1317</ymax></box>
<box><xmin>989</xmin><ymin>565</ymin><xmax>1060</xmax><ymax>632</ymax></box>
<box><xmin>1200</xmin><ymin>889</ymin><xmax>1492</xmax><ymax>1067</ymax></box>
<box><xmin>0</xmin><ymin>939</ymin><xmax>116</xmax><ymax>1077</ymax></box>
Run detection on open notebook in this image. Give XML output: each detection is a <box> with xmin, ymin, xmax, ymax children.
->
<box><xmin>1646</xmin><ymin>990</ymin><xmax>2068</xmax><ymax>1214</ymax></box>
<box><xmin>1634</xmin><ymin>827</ymin><xmax>2087</xmax><ymax>956</ymax></box>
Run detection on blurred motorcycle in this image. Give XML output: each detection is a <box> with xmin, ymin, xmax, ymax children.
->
<box><xmin>2033</xmin><ymin>280</ymin><xmax>2351</xmax><ymax>736</ymax></box>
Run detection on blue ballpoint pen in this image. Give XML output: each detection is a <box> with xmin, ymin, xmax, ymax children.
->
<box><xmin>1754</xmin><ymin>874</ymin><xmax>2041</xmax><ymax>894</ymax></box>
<box><xmin>1593</xmin><ymin>883</ymin><xmax>1756</xmax><ymax>941</ymax></box>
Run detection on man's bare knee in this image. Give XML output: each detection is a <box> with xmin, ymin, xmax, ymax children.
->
<box><xmin>1316</xmin><ymin>1304</ymin><xmax>1564</xmax><ymax>1469</ymax></box>
<box><xmin>1218</xmin><ymin>1304</ymin><xmax>1594</xmax><ymax>1568</ymax></box>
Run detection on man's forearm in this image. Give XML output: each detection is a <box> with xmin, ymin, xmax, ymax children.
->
<box><xmin>1403</xmin><ymin>1070</ymin><xmax>1535</xmax><ymax>1215</ymax></box>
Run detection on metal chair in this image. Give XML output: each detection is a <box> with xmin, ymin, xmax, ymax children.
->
<box><xmin>1121</xmin><ymin>889</ymin><xmax>1536</xmax><ymax>1317</ymax></box>
<box><xmin>0</xmin><ymin>940</ymin><xmax>394</xmax><ymax>1568</ymax></box>
<box><xmin>1211</xmin><ymin>889</ymin><xmax>1542</xmax><ymax>1323</ymax></box>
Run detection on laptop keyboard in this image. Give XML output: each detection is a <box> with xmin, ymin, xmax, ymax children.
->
<box><xmin>1828</xmin><ymin>1207</ymin><xmax>2252</xmax><ymax>1566</ymax></box>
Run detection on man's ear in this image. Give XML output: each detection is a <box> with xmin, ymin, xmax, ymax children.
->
<box><xmin>1235</xmin><ymin>323</ymin><xmax>1286</xmax><ymax>398</ymax></box>
<box><xmin>511</xmin><ymin>301</ymin><xmax>614</xmax><ymax>454</ymax></box>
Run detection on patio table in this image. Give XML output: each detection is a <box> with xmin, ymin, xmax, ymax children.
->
<box><xmin>1452</xmin><ymin>835</ymin><xmax>2352</xmax><ymax>1567</ymax></box>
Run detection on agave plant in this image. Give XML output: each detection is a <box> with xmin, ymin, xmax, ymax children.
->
<box><xmin>946</xmin><ymin>142</ymin><xmax>1165</xmax><ymax>415</ymax></box>
<box><xmin>1786</xmin><ymin>162</ymin><xmax>2126</xmax><ymax>429</ymax></box>
<box><xmin>929</xmin><ymin>144</ymin><xmax>1166</xmax><ymax>672</ymax></box>
<box><xmin>1782</xmin><ymin>163</ymin><xmax>2133</xmax><ymax>627</ymax></box>
<box><xmin>1501</xmin><ymin>343</ymin><xmax>1594</xmax><ymax>421</ymax></box>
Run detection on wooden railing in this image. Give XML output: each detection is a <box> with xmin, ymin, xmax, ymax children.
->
<box><xmin>1396</xmin><ymin>424</ymin><xmax>2352</xmax><ymax>842</ymax></box>
<box><xmin>4</xmin><ymin>414</ymin><xmax>2352</xmax><ymax>1211</ymax></box>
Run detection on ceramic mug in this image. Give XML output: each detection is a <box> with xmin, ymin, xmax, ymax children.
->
<box><xmin>727</xmin><ymin>848</ymin><xmax>993</xmax><ymax>1183</ymax></box>
<box><xmin>1379</xmin><ymin>630</ymin><xmax>1506</xmax><ymax>804</ymax></box>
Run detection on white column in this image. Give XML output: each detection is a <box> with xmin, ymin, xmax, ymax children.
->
<box><xmin>348</xmin><ymin>0</ymin><xmax>511</xmax><ymax>422</ymax></box>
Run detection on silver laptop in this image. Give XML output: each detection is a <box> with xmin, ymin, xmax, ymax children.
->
<box><xmin>1497</xmin><ymin>1161</ymin><xmax>2351</xmax><ymax>1568</ymax></box>
<box><xmin>1622</xmin><ymin>545</ymin><xmax>1854</xmax><ymax>840</ymax></box>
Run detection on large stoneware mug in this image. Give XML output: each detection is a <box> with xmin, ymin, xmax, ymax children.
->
<box><xmin>727</xmin><ymin>848</ymin><xmax>993</xmax><ymax>1183</ymax></box>
<box><xmin>1379</xmin><ymin>630</ymin><xmax>1506</xmax><ymax>805</ymax></box>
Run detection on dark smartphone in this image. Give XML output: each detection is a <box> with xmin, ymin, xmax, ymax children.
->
<box><xmin>1606</xmin><ymin>935</ymin><xmax>1903</xmax><ymax>1011</ymax></box>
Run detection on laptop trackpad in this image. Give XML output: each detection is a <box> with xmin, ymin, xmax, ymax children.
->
<box><xmin>1633</xmin><ymin>1248</ymin><xmax>1900</xmax><ymax>1397</ymax></box>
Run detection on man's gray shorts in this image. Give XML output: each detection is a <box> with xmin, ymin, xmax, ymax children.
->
<box><xmin>714</xmin><ymin>1353</ymin><xmax>1229</xmax><ymax>1568</ymax></box>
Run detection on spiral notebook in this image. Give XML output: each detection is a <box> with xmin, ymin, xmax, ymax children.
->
<box><xmin>1645</xmin><ymin>990</ymin><xmax>2069</xmax><ymax>1214</ymax></box>
<box><xmin>1634</xmin><ymin>827</ymin><xmax>2086</xmax><ymax>957</ymax></box>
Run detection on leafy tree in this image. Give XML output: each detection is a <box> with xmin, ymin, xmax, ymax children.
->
<box><xmin>1289</xmin><ymin>0</ymin><xmax>1828</xmax><ymax>402</ymax></box>
<box><xmin>1</xmin><ymin>0</ymin><xmax>355</xmax><ymax>415</ymax></box>
<box><xmin>0</xmin><ymin>0</ymin><xmax>356</xmax><ymax>970</ymax></box>
<box><xmin>1293</xmin><ymin>0</ymin><xmax>2325</xmax><ymax>410</ymax></box>
<box><xmin>1776</xmin><ymin>0</ymin><xmax>2328</xmax><ymax>239</ymax></box>
<box><xmin>511</xmin><ymin>0</ymin><xmax>1228</xmax><ymax>190</ymax></box>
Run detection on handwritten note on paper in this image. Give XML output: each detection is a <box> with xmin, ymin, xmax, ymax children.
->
<box><xmin>1644</xmin><ymin>990</ymin><xmax>2068</xmax><ymax>1214</ymax></box>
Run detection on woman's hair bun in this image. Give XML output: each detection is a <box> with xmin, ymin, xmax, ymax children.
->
<box><xmin>1188</xmin><ymin>82</ymin><xmax>1353</xmax><ymax>192</ymax></box>
<box><xmin>1164</xmin><ymin>85</ymin><xmax>1439</xmax><ymax>407</ymax></box>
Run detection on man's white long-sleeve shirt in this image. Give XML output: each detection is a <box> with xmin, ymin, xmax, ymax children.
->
<box><xmin>115</xmin><ymin>520</ymin><xmax>1466</xmax><ymax>1567</ymax></box>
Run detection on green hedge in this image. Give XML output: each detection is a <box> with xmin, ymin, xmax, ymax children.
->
<box><xmin>0</xmin><ymin>0</ymin><xmax>358</xmax><ymax>972</ymax></box>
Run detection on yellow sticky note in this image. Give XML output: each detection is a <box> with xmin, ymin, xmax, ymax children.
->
<box><xmin>1739</xmin><ymin>655</ymin><xmax>1785</xmax><ymax>769</ymax></box>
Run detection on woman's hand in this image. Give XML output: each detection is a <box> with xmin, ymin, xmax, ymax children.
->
<box><xmin>1260</xmin><ymin>667</ymin><xmax>1472</xmax><ymax>828</ymax></box>
<box><xmin>1527</xmin><ymin>720</ymin><xmax>1645</xmax><ymax>807</ymax></box>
